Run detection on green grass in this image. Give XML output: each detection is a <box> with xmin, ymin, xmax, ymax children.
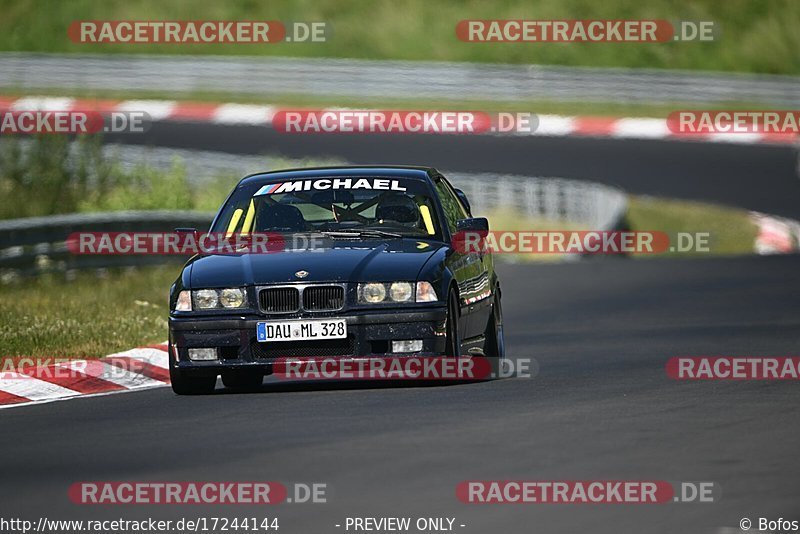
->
<box><xmin>626</xmin><ymin>195</ymin><xmax>758</xmax><ymax>256</ymax></box>
<box><xmin>0</xmin><ymin>135</ymin><xmax>219</xmax><ymax>219</ymax></box>
<box><xmin>482</xmin><ymin>208</ymin><xmax>581</xmax><ymax>262</ymax></box>
<box><xmin>482</xmin><ymin>195</ymin><xmax>759</xmax><ymax>261</ymax></box>
<box><xmin>484</xmin><ymin>209</ymin><xmax>583</xmax><ymax>232</ymax></box>
<box><xmin>0</xmin><ymin>266</ymin><xmax>176</xmax><ymax>358</ymax></box>
<box><xmin>0</xmin><ymin>0</ymin><xmax>797</xmax><ymax>74</ymax></box>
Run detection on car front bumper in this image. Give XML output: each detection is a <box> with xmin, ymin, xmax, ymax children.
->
<box><xmin>169</xmin><ymin>308</ymin><xmax>448</xmax><ymax>375</ymax></box>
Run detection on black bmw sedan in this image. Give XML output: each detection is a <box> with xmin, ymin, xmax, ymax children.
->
<box><xmin>168</xmin><ymin>166</ymin><xmax>504</xmax><ymax>394</ymax></box>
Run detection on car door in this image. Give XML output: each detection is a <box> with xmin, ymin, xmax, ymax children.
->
<box><xmin>435</xmin><ymin>178</ymin><xmax>488</xmax><ymax>340</ymax></box>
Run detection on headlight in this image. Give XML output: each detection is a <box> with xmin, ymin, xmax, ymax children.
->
<box><xmin>189</xmin><ymin>288</ymin><xmax>248</xmax><ymax>310</ymax></box>
<box><xmin>219</xmin><ymin>288</ymin><xmax>246</xmax><ymax>308</ymax></box>
<box><xmin>416</xmin><ymin>281</ymin><xmax>438</xmax><ymax>302</ymax></box>
<box><xmin>194</xmin><ymin>289</ymin><xmax>219</xmax><ymax>309</ymax></box>
<box><xmin>390</xmin><ymin>282</ymin><xmax>413</xmax><ymax>302</ymax></box>
<box><xmin>357</xmin><ymin>282</ymin><xmax>438</xmax><ymax>304</ymax></box>
<box><xmin>174</xmin><ymin>290</ymin><xmax>192</xmax><ymax>311</ymax></box>
<box><xmin>361</xmin><ymin>282</ymin><xmax>387</xmax><ymax>303</ymax></box>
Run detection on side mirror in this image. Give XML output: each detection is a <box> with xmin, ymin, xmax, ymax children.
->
<box><xmin>175</xmin><ymin>227</ymin><xmax>200</xmax><ymax>248</ymax></box>
<box><xmin>454</xmin><ymin>188</ymin><xmax>472</xmax><ymax>215</ymax></box>
<box><xmin>455</xmin><ymin>217</ymin><xmax>489</xmax><ymax>232</ymax></box>
<box><xmin>453</xmin><ymin>218</ymin><xmax>489</xmax><ymax>255</ymax></box>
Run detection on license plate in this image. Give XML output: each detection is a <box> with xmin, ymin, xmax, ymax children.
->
<box><xmin>256</xmin><ymin>319</ymin><xmax>347</xmax><ymax>342</ymax></box>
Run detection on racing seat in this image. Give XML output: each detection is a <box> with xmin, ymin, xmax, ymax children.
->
<box><xmin>375</xmin><ymin>194</ymin><xmax>421</xmax><ymax>227</ymax></box>
<box><xmin>255</xmin><ymin>203</ymin><xmax>306</xmax><ymax>232</ymax></box>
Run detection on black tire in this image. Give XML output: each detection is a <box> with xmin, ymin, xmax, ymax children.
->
<box><xmin>169</xmin><ymin>365</ymin><xmax>217</xmax><ymax>395</ymax></box>
<box><xmin>445</xmin><ymin>290</ymin><xmax>461</xmax><ymax>357</ymax></box>
<box><xmin>484</xmin><ymin>290</ymin><xmax>505</xmax><ymax>359</ymax></box>
<box><xmin>221</xmin><ymin>370</ymin><xmax>263</xmax><ymax>390</ymax></box>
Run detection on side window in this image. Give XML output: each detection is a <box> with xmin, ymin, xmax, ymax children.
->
<box><xmin>443</xmin><ymin>179</ymin><xmax>470</xmax><ymax>217</ymax></box>
<box><xmin>435</xmin><ymin>180</ymin><xmax>467</xmax><ymax>234</ymax></box>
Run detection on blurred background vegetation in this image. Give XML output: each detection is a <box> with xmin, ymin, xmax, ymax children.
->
<box><xmin>0</xmin><ymin>135</ymin><xmax>246</xmax><ymax>219</ymax></box>
<box><xmin>0</xmin><ymin>0</ymin><xmax>796</xmax><ymax>74</ymax></box>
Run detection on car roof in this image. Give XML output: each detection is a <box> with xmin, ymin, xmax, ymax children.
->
<box><xmin>238</xmin><ymin>165</ymin><xmax>440</xmax><ymax>187</ymax></box>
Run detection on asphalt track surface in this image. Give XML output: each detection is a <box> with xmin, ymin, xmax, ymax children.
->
<box><xmin>3</xmin><ymin>256</ymin><xmax>800</xmax><ymax>533</ymax></box>
<box><xmin>3</xmin><ymin>126</ymin><xmax>799</xmax><ymax>533</ymax></box>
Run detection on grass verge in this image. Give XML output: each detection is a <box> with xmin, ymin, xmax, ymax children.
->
<box><xmin>1</xmin><ymin>0</ymin><xmax>798</xmax><ymax>75</ymax></box>
<box><xmin>626</xmin><ymin>195</ymin><xmax>758</xmax><ymax>257</ymax></box>
<box><xmin>483</xmin><ymin>195</ymin><xmax>758</xmax><ymax>261</ymax></box>
<box><xmin>0</xmin><ymin>265</ymin><xmax>176</xmax><ymax>359</ymax></box>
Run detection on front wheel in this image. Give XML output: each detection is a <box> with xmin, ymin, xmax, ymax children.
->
<box><xmin>168</xmin><ymin>349</ymin><xmax>217</xmax><ymax>395</ymax></box>
<box><xmin>484</xmin><ymin>291</ymin><xmax>505</xmax><ymax>359</ymax></box>
<box><xmin>169</xmin><ymin>366</ymin><xmax>217</xmax><ymax>395</ymax></box>
<box><xmin>445</xmin><ymin>290</ymin><xmax>462</xmax><ymax>357</ymax></box>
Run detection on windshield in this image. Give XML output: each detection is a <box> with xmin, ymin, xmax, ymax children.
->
<box><xmin>212</xmin><ymin>176</ymin><xmax>442</xmax><ymax>239</ymax></box>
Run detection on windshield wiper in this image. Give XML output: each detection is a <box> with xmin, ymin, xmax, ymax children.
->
<box><xmin>319</xmin><ymin>229</ymin><xmax>404</xmax><ymax>239</ymax></box>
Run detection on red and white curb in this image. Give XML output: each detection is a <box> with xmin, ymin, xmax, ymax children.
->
<box><xmin>0</xmin><ymin>344</ymin><xmax>170</xmax><ymax>409</ymax></box>
<box><xmin>751</xmin><ymin>212</ymin><xmax>800</xmax><ymax>255</ymax></box>
<box><xmin>1</xmin><ymin>95</ymin><xmax>798</xmax><ymax>145</ymax></box>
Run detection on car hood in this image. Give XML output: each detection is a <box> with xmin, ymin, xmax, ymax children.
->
<box><xmin>187</xmin><ymin>239</ymin><xmax>444</xmax><ymax>287</ymax></box>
